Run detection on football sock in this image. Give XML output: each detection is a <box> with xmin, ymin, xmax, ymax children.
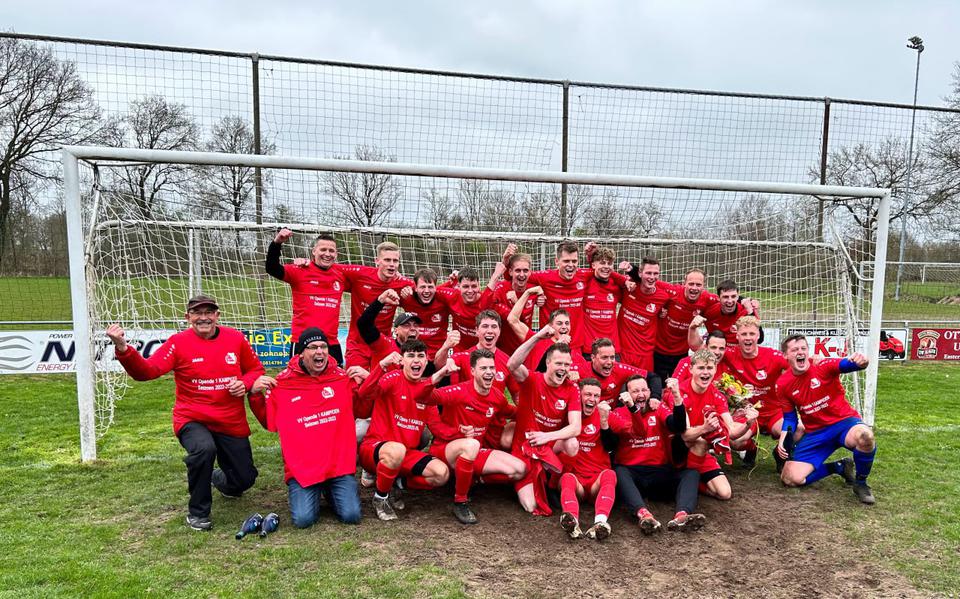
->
<box><xmin>559</xmin><ymin>473</ymin><xmax>580</xmax><ymax>519</ymax></box>
<box><xmin>594</xmin><ymin>470</ymin><xmax>616</xmax><ymax>519</ymax></box>
<box><xmin>375</xmin><ymin>462</ymin><xmax>400</xmax><ymax>496</ymax></box>
<box><xmin>853</xmin><ymin>446</ymin><xmax>877</xmax><ymax>482</ymax></box>
<box><xmin>454</xmin><ymin>456</ymin><xmax>475</xmax><ymax>503</ymax></box>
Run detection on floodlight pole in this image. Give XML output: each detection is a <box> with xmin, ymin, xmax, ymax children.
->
<box><xmin>894</xmin><ymin>36</ymin><xmax>924</xmax><ymax>301</ymax></box>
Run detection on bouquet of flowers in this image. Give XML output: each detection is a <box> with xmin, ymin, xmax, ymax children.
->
<box><xmin>714</xmin><ymin>372</ymin><xmax>760</xmax><ymax>412</ymax></box>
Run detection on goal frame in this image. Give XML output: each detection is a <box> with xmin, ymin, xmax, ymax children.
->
<box><xmin>63</xmin><ymin>146</ymin><xmax>892</xmax><ymax>461</ymax></box>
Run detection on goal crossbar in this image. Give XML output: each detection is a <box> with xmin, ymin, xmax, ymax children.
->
<box><xmin>62</xmin><ymin>146</ymin><xmax>892</xmax><ymax>462</ymax></box>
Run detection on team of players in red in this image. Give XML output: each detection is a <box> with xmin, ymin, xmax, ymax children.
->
<box><xmin>105</xmin><ymin>232</ymin><xmax>878</xmax><ymax>535</ymax></box>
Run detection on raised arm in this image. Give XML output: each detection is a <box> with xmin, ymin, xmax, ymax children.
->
<box><xmin>106</xmin><ymin>323</ymin><xmax>176</xmax><ymax>381</ymax></box>
<box><xmin>506</xmin><ymin>285</ymin><xmax>542</xmax><ymax>340</ymax></box>
<box><xmin>265</xmin><ymin>228</ymin><xmax>293</xmax><ymax>281</ymax></box>
<box><xmin>507</xmin><ymin>323</ymin><xmax>553</xmax><ymax>383</ymax></box>
<box><xmin>687</xmin><ymin>314</ymin><xmax>706</xmax><ymax>351</ymax></box>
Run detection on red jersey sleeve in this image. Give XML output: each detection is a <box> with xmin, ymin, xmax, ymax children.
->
<box><xmin>115</xmin><ymin>338</ymin><xmax>177</xmax><ymax>381</ymax></box>
<box><xmin>237</xmin><ymin>338</ymin><xmax>265</xmax><ymax>390</ymax></box>
<box><xmin>607</xmin><ymin>407</ymin><xmax>634</xmax><ymax>435</ymax></box>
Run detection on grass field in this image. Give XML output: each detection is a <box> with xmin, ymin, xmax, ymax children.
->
<box><xmin>0</xmin><ymin>364</ymin><xmax>958</xmax><ymax>597</ymax></box>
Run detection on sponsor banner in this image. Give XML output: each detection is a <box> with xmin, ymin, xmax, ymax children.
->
<box><xmin>910</xmin><ymin>329</ymin><xmax>960</xmax><ymax>361</ymax></box>
<box><xmin>0</xmin><ymin>330</ymin><xmax>175</xmax><ymax>374</ymax></box>
<box><xmin>0</xmin><ymin>327</ymin><xmax>353</xmax><ymax>374</ymax></box>
<box><xmin>786</xmin><ymin>328</ymin><xmax>908</xmax><ymax>361</ymax></box>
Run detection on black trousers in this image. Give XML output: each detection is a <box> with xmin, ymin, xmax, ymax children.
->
<box><xmin>614</xmin><ymin>463</ymin><xmax>699</xmax><ymax>516</ymax></box>
<box><xmin>177</xmin><ymin>422</ymin><xmax>258</xmax><ymax>517</ymax></box>
<box><xmin>653</xmin><ymin>351</ymin><xmax>686</xmax><ymax>383</ymax></box>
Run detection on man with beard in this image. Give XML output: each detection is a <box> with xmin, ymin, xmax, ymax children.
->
<box><xmin>106</xmin><ymin>295</ymin><xmax>268</xmax><ymax>531</ymax></box>
<box><xmin>507</xmin><ymin>326</ymin><xmax>583</xmax><ymax>515</ymax></box>
<box><xmin>424</xmin><ymin>349</ymin><xmax>527</xmax><ymax>524</ymax></box>
<box><xmin>558</xmin><ymin>378</ymin><xmax>618</xmax><ymax>540</ymax></box>
<box><xmin>446</xmin><ymin>310</ymin><xmax>520</xmax><ymax>451</ymax></box>
<box><xmin>266</xmin><ymin>229</ymin><xmax>349</xmax><ymax>364</ymax></box>
<box><xmin>251</xmin><ymin>328</ymin><xmax>365</xmax><ymax>527</ymax></box>
<box><xmin>602</xmin><ymin>375</ymin><xmax>706</xmax><ymax>533</ymax></box>
<box><xmin>671</xmin><ymin>350</ymin><xmax>758</xmax><ymax>500</ymax></box>
<box><xmin>654</xmin><ymin>269</ymin><xmax>720</xmax><ymax>382</ymax></box>
<box><xmin>572</xmin><ymin>338</ymin><xmax>662</xmax><ymax>406</ymax></box>
<box><xmin>618</xmin><ymin>257</ymin><xmax>679</xmax><ymax>372</ymax></box>
<box><xmin>777</xmin><ymin>335</ymin><xmax>876</xmax><ymax>504</ymax></box>
<box><xmin>357</xmin><ymin>339</ymin><xmax>458</xmax><ymax>521</ymax></box>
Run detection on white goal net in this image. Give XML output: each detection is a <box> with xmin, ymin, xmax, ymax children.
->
<box><xmin>63</xmin><ymin>147</ymin><xmax>891</xmax><ymax>461</ymax></box>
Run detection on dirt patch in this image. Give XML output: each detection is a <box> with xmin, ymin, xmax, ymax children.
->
<box><xmin>936</xmin><ymin>296</ymin><xmax>960</xmax><ymax>305</ymax></box>
<box><xmin>356</xmin><ymin>467</ymin><xmax>923</xmax><ymax>599</ymax></box>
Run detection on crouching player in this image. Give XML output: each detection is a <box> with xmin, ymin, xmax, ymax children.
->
<box><xmin>507</xmin><ymin>325</ymin><xmax>582</xmax><ymax>515</ymax></box>
<box><xmin>558</xmin><ymin>378</ymin><xmax>617</xmax><ymax>541</ymax></box>
<box><xmin>604</xmin><ymin>375</ymin><xmax>706</xmax><ymax>533</ymax></box>
<box><xmin>358</xmin><ymin>340</ymin><xmax>455</xmax><ymax>521</ymax></box>
<box><xmin>426</xmin><ymin>349</ymin><xmax>527</xmax><ymax>524</ymax></box>
<box><xmin>251</xmin><ymin>328</ymin><xmax>364</xmax><ymax>527</ymax></box>
<box><xmin>776</xmin><ymin>335</ymin><xmax>877</xmax><ymax>504</ymax></box>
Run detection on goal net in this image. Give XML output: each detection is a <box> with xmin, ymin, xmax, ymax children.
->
<box><xmin>63</xmin><ymin>147</ymin><xmax>891</xmax><ymax>461</ymax></box>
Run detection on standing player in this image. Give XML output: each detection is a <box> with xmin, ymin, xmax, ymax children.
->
<box><xmin>618</xmin><ymin>257</ymin><xmax>678</xmax><ymax>372</ymax></box>
<box><xmin>441</xmin><ymin>266</ymin><xmax>497</xmax><ymax>352</ymax></box>
<box><xmin>490</xmin><ymin>247</ymin><xmax>541</xmax><ymax>355</ymax></box>
<box><xmin>776</xmin><ymin>335</ymin><xmax>877</xmax><ymax>504</ymax></box>
<box><xmin>527</xmin><ymin>241</ymin><xmax>593</xmax><ymax>353</ymax></box>
<box><xmin>447</xmin><ymin>310</ymin><xmax>520</xmax><ymax>451</ymax></box>
<box><xmin>341</xmin><ymin>241</ymin><xmax>413</xmax><ymax>370</ymax></box>
<box><xmin>399</xmin><ymin>268</ymin><xmax>451</xmax><ymax>360</ymax></box>
<box><xmin>252</xmin><ymin>328</ymin><xmax>364</xmax><ymax>527</ymax></box>
<box><xmin>426</xmin><ymin>349</ymin><xmax>527</xmax><ymax>524</ymax></box>
<box><xmin>105</xmin><ymin>295</ymin><xmax>268</xmax><ymax>531</ymax></box>
<box><xmin>507</xmin><ymin>326</ymin><xmax>583</xmax><ymax>515</ymax></box>
<box><xmin>603</xmin><ymin>375</ymin><xmax>706</xmax><ymax>532</ymax></box>
<box><xmin>580</xmin><ymin>246</ymin><xmax>628</xmax><ymax>358</ymax></box>
<box><xmin>672</xmin><ymin>349</ymin><xmax>758</xmax><ymax>500</ymax></box>
<box><xmin>654</xmin><ymin>269</ymin><xmax>720</xmax><ymax>382</ymax></box>
<box><xmin>357</xmin><ymin>340</ymin><xmax>455</xmax><ymax>521</ymax></box>
<box><xmin>558</xmin><ymin>379</ymin><xmax>618</xmax><ymax>540</ymax></box>
<box><xmin>701</xmin><ymin>280</ymin><xmax>761</xmax><ymax>346</ymax></box>
<box><xmin>265</xmin><ymin>229</ymin><xmax>348</xmax><ymax>364</ymax></box>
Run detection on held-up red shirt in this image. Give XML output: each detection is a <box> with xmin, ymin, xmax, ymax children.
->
<box><xmin>426</xmin><ymin>382</ymin><xmax>514</xmax><ymax>445</ymax></box>
<box><xmin>358</xmin><ymin>365</ymin><xmax>438</xmax><ymax>449</ymax></box>
<box><xmin>775</xmin><ymin>359</ymin><xmax>861</xmax><ymax>432</ymax></box>
<box><xmin>115</xmin><ymin>326</ymin><xmax>264</xmax><ymax>437</ymax></box>
<box><xmin>255</xmin><ymin>358</ymin><xmax>362</xmax><ymax>486</ymax></box>
<box><xmin>607</xmin><ymin>404</ymin><xmax>674</xmax><ymax>466</ymax></box>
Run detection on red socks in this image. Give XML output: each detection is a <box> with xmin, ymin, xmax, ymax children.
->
<box><xmin>560</xmin><ymin>473</ymin><xmax>580</xmax><ymax>519</ymax></box>
<box><xmin>454</xmin><ymin>456</ymin><xmax>475</xmax><ymax>503</ymax></box>
<box><xmin>594</xmin><ymin>470</ymin><xmax>616</xmax><ymax>519</ymax></box>
<box><xmin>375</xmin><ymin>462</ymin><xmax>400</xmax><ymax>496</ymax></box>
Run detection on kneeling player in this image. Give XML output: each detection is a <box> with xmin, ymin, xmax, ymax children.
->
<box><xmin>776</xmin><ymin>335</ymin><xmax>877</xmax><ymax>504</ymax></box>
<box><xmin>558</xmin><ymin>379</ymin><xmax>617</xmax><ymax>540</ymax></box>
<box><xmin>507</xmin><ymin>325</ymin><xmax>582</xmax><ymax>515</ymax></box>
<box><xmin>604</xmin><ymin>375</ymin><xmax>706</xmax><ymax>532</ymax></box>
<box><xmin>426</xmin><ymin>349</ymin><xmax>527</xmax><ymax>524</ymax></box>
<box><xmin>358</xmin><ymin>340</ymin><xmax>453</xmax><ymax>520</ymax></box>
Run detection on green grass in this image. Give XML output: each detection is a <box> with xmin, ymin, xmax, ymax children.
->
<box><xmin>0</xmin><ymin>375</ymin><xmax>466</xmax><ymax>598</ymax></box>
<box><xmin>1</xmin><ymin>365</ymin><xmax>958</xmax><ymax>596</ymax></box>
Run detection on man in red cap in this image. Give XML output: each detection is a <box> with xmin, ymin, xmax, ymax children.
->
<box><xmin>105</xmin><ymin>295</ymin><xmax>270</xmax><ymax>531</ymax></box>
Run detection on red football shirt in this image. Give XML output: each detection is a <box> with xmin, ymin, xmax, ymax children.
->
<box><xmin>581</xmin><ymin>275</ymin><xmax>625</xmax><ymax>351</ymax></box>
<box><xmin>441</xmin><ymin>287</ymin><xmax>494</xmax><ymax>352</ymax></box>
<box><xmin>775</xmin><ymin>359</ymin><xmax>861</xmax><ymax>432</ymax></box>
<box><xmin>618</xmin><ymin>282</ymin><xmax>678</xmax><ymax>368</ymax></box>
<box><xmin>449</xmin><ymin>346</ymin><xmax>520</xmax><ymax>398</ymax></box>
<box><xmin>115</xmin><ymin>327</ymin><xmax>265</xmax><ymax>437</ymax></box>
<box><xmin>572</xmin><ymin>409</ymin><xmax>611</xmax><ymax>478</ymax></box>
<box><xmin>723</xmin><ymin>346</ymin><xmax>788</xmax><ymax>425</ymax></box>
<box><xmin>528</xmin><ymin>268</ymin><xmax>592</xmax><ymax>351</ymax></box>
<box><xmin>607</xmin><ymin>404</ymin><xmax>673</xmax><ymax>466</ymax></box>
<box><xmin>675</xmin><ymin>377</ymin><xmax>729</xmax><ymax>429</ymax></box>
<box><xmin>399</xmin><ymin>292</ymin><xmax>452</xmax><ymax>358</ymax></box>
<box><xmin>703</xmin><ymin>302</ymin><xmax>750</xmax><ymax>345</ymax></box>
<box><xmin>340</xmin><ymin>265</ymin><xmax>413</xmax><ymax>367</ymax></box>
<box><xmin>511</xmin><ymin>372</ymin><xmax>582</xmax><ymax>452</ymax></box>
<box><xmin>261</xmin><ymin>359</ymin><xmax>360</xmax><ymax>486</ymax></box>
<box><xmin>490</xmin><ymin>280</ymin><xmax>535</xmax><ymax>355</ymax></box>
<box><xmin>358</xmin><ymin>366</ymin><xmax>438</xmax><ymax>449</ymax></box>
<box><xmin>426</xmin><ymin>382</ymin><xmax>512</xmax><ymax>445</ymax></box>
<box><xmin>280</xmin><ymin>262</ymin><xmax>349</xmax><ymax>344</ymax></box>
<box><xmin>656</xmin><ymin>290</ymin><xmax>720</xmax><ymax>355</ymax></box>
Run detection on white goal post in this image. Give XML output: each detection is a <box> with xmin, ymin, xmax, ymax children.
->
<box><xmin>63</xmin><ymin>146</ymin><xmax>892</xmax><ymax>462</ymax></box>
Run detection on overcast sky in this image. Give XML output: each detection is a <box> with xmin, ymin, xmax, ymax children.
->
<box><xmin>4</xmin><ymin>0</ymin><xmax>959</xmax><ymax>107</ymax></box>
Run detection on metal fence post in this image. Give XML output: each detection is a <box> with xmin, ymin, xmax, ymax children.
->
<box><xmin>560</xmin><ymin>81</ymin><xmax>570</xmax><ymax>237</ymax></box>
<box><xmin>251</xmin><ymin>53</ymin><xmax>266</xmax><ymax>322</ymax></box>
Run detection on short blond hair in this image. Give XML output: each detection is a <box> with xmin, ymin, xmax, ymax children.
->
<box><xmin>690</xmin><ymin>348</ymin><xmax>717</xmax><ymax>366</ymax></box>
<box><xmin>376</xmin><ymin>241</ymin><xmax>400</xmax><ymax>256</ymax></box>
<box><xmin>735</xmin><ymin>315</ymin><xmax>761</xmax><ymax>330</ymax></box>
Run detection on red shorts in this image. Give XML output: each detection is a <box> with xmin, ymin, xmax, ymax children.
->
<box><xmin>621</xmin><ymin>350</ymin><xmax>653</xmax><ymax>373</ymax></box>
<box><xmin>686</xmin><ymin>451</ymin><xmax>722</xmax><ymax>477</ymax></box>
<box><xmin>483</xmin><ymin>419</ymin><xmax>506</xmax><ymax>450</ymax></box>
<box><xmin>571</xmin><ymin>469</ymin><xmax>608</xmax><ymax>495</ymax></box>
<box><xmin>756</xmin><ymin>410</ymin><xmax>781</xmax><ymax>436</ymax></box>
<box><xmin>429</xmin><ymin>441</ymin><xmax>494</xmax><ymax>475</ymax></box>
<box><xmin>359</xmin><ymin>441</ymin><xmax>433</xmax><ymax>477</ymax></box>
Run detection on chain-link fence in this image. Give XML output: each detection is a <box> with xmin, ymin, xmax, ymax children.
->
<box><xmin>1</xmin><ymin>31</ymin><xmax>959</xmax><ymax>327</ymax></box>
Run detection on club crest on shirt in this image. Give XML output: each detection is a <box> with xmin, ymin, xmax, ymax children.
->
<box><xmin>432</xmin><ymin>314</ymin><xmax>442</xmax><ymax>322</ymax></box>
<box><xmin>554</xmin><ymin>399</ymin><xmax>567</xmax><ymax>410</ymax></box>
<box><xmin>756</xmin><ymin>369</ymin><xmax>767</xmax><ymax>380</ymax></box>
<box><xmin>583</xmin><ymin>423</ymin><xmax>596</xmax><ymax>435</ymax></box>
<box><xmin>576</xmin><ymin>281</ymin><xmax>584</xmax><ymax>290</ymax></box>
<box><xmin>495</xmin><ymin>371</ymin><xmax>505</xmax><ymax>381</ymax></box>
<box><xmin>333</xmin><ymin>281</ymin><xmax>341</xmax><ymax>291</ymax></box>
<box><xmin>321</xmin><ymin>386</ymin><xmax>334</xmax><ymax>399</ymax></box>
<box><xmin>607</xmin><ymin>382</ymin><xmax>616</xmax><ymax>389</ymax></box>
<box><xmin>607</xmin><ymin>293</ymin><xmax>615</xmax><ymax>302</ymax></box>
<box><xmin>224</xmin><ymin>352</ymin><xmax>237</xmax><ymax>365</ymax></box>
<box><xmin>648</xmin><ymin>415</ymin><xmax>657</xmax><ymax>426</ymax></box>
<box><xmin>486</xmin><ymin>406</ymin><xmax>495</xmax><ymax>418</ymax></box>
<box><xmin>810</xmin><ymin>378</ymin><xmax>821</xmax><ymax>389</ymax></box>
<box><xmin>646</xmin><ymin>303</ymin><xmax>657</xmax><ymax>313</ymax></box>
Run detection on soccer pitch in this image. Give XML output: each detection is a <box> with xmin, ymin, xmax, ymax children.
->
<box><xmin>0</xmin><ymin>363</ymin><xmax>957</xmax><ymax>597</ymax></box>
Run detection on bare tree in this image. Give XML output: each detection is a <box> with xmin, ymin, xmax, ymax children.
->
<box><xmin>927</xmin><ymin>62</ymin><xmax>960</xmax><ymax>239</ymax></box>
<box><xmin>323</xmin><ymin>145</ymin><xmax>400</xmax><ymax>227</ymax></box>
<box><xmin>573</xmin><ymin>189</ymin><xmax>663</xmax><ymax>238</ymax></box>
<box><xmin>0</xmin><ymin>38</ymin><xmax>105</xmax><ymax>269</ymax></box>
<box><xmin>424</xmin><ymin>186</ymin><xmax>455</xmax><ymax>230</ymax></box>
<box><xmin>194</xmin><ymin>116</ymin><xmax>274</xmax><ymax>222</ymax></box>
<box><xmin>102</xmin><ymin>94</ymin><xmax>199</xmax><ymax>219</ymax></box>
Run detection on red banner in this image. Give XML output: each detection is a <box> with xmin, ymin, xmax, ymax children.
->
<box><xmin>910</xmin><ymin>328</ymin><xmax>960</xmax><ymax>361</ymax></box>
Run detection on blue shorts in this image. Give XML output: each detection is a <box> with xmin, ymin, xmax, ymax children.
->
<box><xmin>792</xmin><ymin>417</ymin><xmax>863</xmax><ymax>467</ymax></box>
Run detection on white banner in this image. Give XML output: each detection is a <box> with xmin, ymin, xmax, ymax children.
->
<box><xmin>0</xmin><ymin>330</ymin><xmax>176</xmax><ymax>374</ymax></box>
<box><xmin>786</xmin><ymin>328</ymin><xmax>908</xmax><ymax>361</ymax></box>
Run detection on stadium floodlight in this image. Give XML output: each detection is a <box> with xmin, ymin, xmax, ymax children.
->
<box><xmin>63</xmin><ymin>146</ymin><xmax>891</xmax><ymax>462</ymax></box>
<box><xmin>894</xmin><ymin>35</ymin><xmax>924</xmax><ymax>301</ymax></box>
